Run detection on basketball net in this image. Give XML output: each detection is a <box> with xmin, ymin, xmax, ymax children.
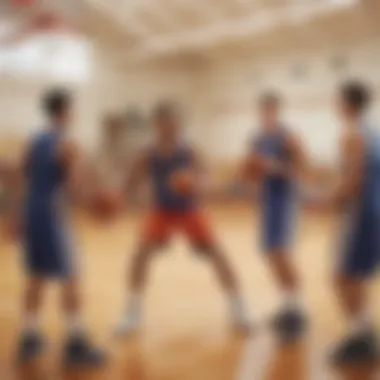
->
<box><xmin>2</xmin><ymin>0</ymin><xmax>79</xmax><ymax>46</ymax></box>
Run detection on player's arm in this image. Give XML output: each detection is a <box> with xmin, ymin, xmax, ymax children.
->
<box><xmin>332</xmin><ymin>131</ymin><xmax>365</xmax><ymax>207</ymax></box>
<box><xmin>58</xmin><ymin>139</ymin><xmax>88</xmax><ymax>203</ymax></box>
<box><xmin>124</xmin><ymin>150</ymin><xmax>149</xmax><ymax>192</ymax></box>
<box><xmin>189</xmin><ymin>148</ymin><xmax>210</xmax><ymax>194</ymax></box>
<box><xmin>238</xmin><ymin>136</ymin><xmax>264</xmax><ymax>183</ymax></box>
<box><xmin>1</xmin><ymin>152</ymin><xmax>27</xmax><ymax>239</ymax></box>
<box><xmin>285</xmin><ymin>132</ymin><xmax>308</xmax><ymax>180</ymax></box>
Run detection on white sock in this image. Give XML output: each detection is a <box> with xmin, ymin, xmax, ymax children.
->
<box><xmin>283</xmin><ymin>290</ymin><xmax>301</xmax><ymax>312</ymax></box>
<box><xmin>22</xmin><ymin>313</ymin><xmax>39</xmax><ymax>335</ymax></box>
<box><xmin>348</xmin><ymin>312</ymin><xmax>371</xmax><ymax>336</ymax></box>
<box><xmin>127</xmin><ymin>293</ymin><xmax>142</xmax><ymax>318</ymax></box>
<box><xmin>67</xmin><ymin>313</ymin><xmax>85</xmax><ymax>338</ymax></box>
<box><xmin>228</xmin><ymin>291</ymin><xmax>247</xmax><ymax>318</ymax></box>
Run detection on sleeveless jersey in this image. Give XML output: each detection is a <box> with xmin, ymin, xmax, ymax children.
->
<box><xmin>147</xmin><ymin>145</ymin><xmax>195</xmax><ymax>211</ymax></box>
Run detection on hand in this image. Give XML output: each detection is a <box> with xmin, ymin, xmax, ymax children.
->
<box><xmin>2</xmin><ymin>216</ymin><xmax>21</xmax><ymax>242</ymax></box>
<box><xmin>241</xmin><ymin>154</ymin><xmax>266</xmax><ymax>181</ymax></box>
<box><xmin>170</xmin><ymin>170</ymin><xmax>197</xmax><ymax>195</ymax></box>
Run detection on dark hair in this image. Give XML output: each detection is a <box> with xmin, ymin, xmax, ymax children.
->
<box><xmin>42</xmin><ymin>88</ymin><xmax>71</xmax><ymax>118</ymax></box>
<box><xmin>258</xmin><ymin>91</ymin><xmax>281</xmax><ymax>107</ymax></box>
<box><xmin>103</xmin><ymin>113</ymin><xmax>121</xmax><ymax>128</ymax></box>
<box><xmin>340</xmin><ymin>80</ymin><xmax>371</xmax><ymax>112</ymax></box>
<box><xmin>152</xmin><ymin>101</ymin><xmax>179</xmax><ymax>120</ymax></box>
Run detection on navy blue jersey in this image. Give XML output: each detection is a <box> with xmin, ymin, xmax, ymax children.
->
<box><xmin>338</xmin><ymin>124</ymin><xmax>380</xmax><ymax>277</ymax></box>
<box><xmin>24</xmin><ymin>129</ymin><xmax>73</xmax><ymax>278</ymax></box>
<box><xmin>253</xmin><ymin>127</ymin><xmax>294</xmax><ymax>197</ymax></box>
<box><xmin>25</xmin><ymin>130</ymin><xmax>64</xmax><ymax>219</ymax></box>
<box><xmin>251</xmin><ymin>127</ymin><xmax>297</xmax><ymax>251</ymax></box>
<box><xmin>147</xmin><ymin>145</ymin><xmax>196</xmax><ymax>211</ymax></box>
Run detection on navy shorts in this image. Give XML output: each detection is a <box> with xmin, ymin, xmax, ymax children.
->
<box><xmin>337</xmin><ymin>208</ymin><xmax>380</xmax><ymax>278</ymax></box>
<box><xmin>260</xmin><ymin>188</ymin><xmax>296</xmax><ymax>252</ymax></box>
<box><xmin>23</xmin><ymin>218</ymin><xmax>75</xmax><ymax>279</ymax></box>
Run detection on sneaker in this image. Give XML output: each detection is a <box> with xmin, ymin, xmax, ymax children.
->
<box><xmin>115</xmin><ymin>308</ymin><xmax>141</xmax><ymax>336</ymax></box>
<box><xmin>330</xmin><ymin>330</ymin><xmax>379</xmax><ymax>366</ymax></box>
<box><xmin>63</xmin><ymin>335</ymin><xmax>106</xmax><ymax>368</ymax></box>
<box><xmin>231</xmin><ymin>304</ymin><xmax>253</xmax><ymax>335</ymax></box>
<box><xmin>16</xmin><ymin>332</ymin><xmax>45</xmax><ymax>365</ymax></box>
<box><xmin>271</xmin><ymin>308</ymin><xmax>307</xmax><ymax>344</ymax></box>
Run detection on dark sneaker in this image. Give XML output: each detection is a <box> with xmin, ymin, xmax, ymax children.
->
<box><xmin>330</xmin><ymin>330</ymin><xmax>379</xmax><ymax>366</ymax></box>
<box><xmin>271</xmin><ymin>308</ymin><xmax>307</xmax><ymax>344</ymax></box>
<box><xmin>16</xmin><ymin>332</ymin><xmax>44</xmax><ymax>365</ymax></box>
<box><xmin>63</xmin><ymin>335</ymin><xmax>107</xmax><ymax>368</ymax></box>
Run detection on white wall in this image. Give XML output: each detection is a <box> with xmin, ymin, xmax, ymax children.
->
<box><xmin>186</xmin><ymin>38</ymin><xmax>380</xmax><ymax>167</ymax></box>
<box><xmin>0</xmin><ymin>39</ymin><xmax>124</xmax><ymax>150</ymax></box>
<box><xmin>2</xmin><ymin>33</ymin><xmax>380</xmax><ymax>169</ymax></box>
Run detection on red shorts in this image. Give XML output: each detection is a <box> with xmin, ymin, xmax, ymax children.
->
<box><xmin>141</xmin><ymin>209</ymin><xmax>214</xmax><ymax>247</ymax></box>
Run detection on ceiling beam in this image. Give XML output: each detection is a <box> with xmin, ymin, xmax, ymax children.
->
<box><xmin>166</xmin><ymin>0</ymin><xmax>222</xmax><ymax>23</ymax></box>
<box><xmin>126</xmin><ymin>0</ymin><xmax>359</xmax><ymax>61</ymax></box>
<box><xmin>85</xmin><ymin>0</ymin><xmax>151</xmax><ymax>38</ymax></box>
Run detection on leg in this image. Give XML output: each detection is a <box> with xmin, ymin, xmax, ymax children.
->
<box><xmin>130</xmin><ymin>241</ymin><xmax>158</xmax><ymax>293</ymax></box>
<box><xmin>61</xmin><ymin>277</ymin><xmax>106</xmax><ymax>368</ymax></box>
<box><xmin>263</xmin><ymin>194</ymin><xmax>301</xmax><ymax>311</ymax></box>
<box><xmin>266</xmin><ymin>250</ymin><xmax>300</xmax><ymax>308</ymax></box>
<box><xmin>330</xmin><ymin>217</ymin><xmax>379</xmax><ymax>365</ymax></box>
<box><xmin>117</xmin><ymin>211</ymin><xmax>169</xmax><ymax>335</ymax></box>
<box><xmin>17</xmin><ymin>276</ymin><xmax>45</xmax><ymax>364</ymax></box>
<box><xmin>116</xmin><ymin>242</ymin><xmax>159</xmax><ymax>335</ymax></box>
<box><xmin>331</xmin><ymin>274</ymin><xmax>377</xmax><ymax>365</ymax></box>
<box><xmin>61</xmin><ymin>278</ymin><xmax>83</xmax><ymax>337</ymax></box>
<box><xmin>182</xmin><ymin>210</ymin><xmax>251</xmax><ymax>331</ymax></box>
<box><xmin>23</xmin><ymin>276</ymin><xmax>45</xmax><ymax>333</ymax></box>
<box><xmin>267</xmin><ymin>250</ymin><xmax>299</xmax><ymax>290</ymax></box>
<box><xmin>334</xmin><ymin>275</ymin><xmax>368</xmax><ymax>323</ymax></box>
<box><xmin>265</xmin><ymin>250</ymin><xmax>306</xmax><ymax>343</ymax></box>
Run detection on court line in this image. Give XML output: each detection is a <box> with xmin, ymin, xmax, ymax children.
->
<box><xmin>234</xmin><ymin>329</ymin><xmax>275</xmax><ymax>380</ymax></box>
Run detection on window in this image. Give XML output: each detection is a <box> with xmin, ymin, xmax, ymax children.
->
<box><xmin>0</xmin><ymin>33</ymin><xmax>92</xmax><ymax>82</ymax></box>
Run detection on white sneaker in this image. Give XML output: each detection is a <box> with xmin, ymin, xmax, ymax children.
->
<box><xmin>232</xmin><ymin>308</ymin><xmax>252</xmax><ymax>334</ymax></box>
<box><xmin>115</xmin><ymin>309</ymin><xmax>141</xmax><ymax>336</ymax></box>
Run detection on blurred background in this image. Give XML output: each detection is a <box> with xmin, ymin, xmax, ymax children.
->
<box><xmin>1</xmin><ymin>1</ymin><xmax>380</xmax><ymax>379</ymax></box>
<box><xmin>1</xmin><ymin>0</ymin><xmax>380</xmax><ymax>193</ymax></box>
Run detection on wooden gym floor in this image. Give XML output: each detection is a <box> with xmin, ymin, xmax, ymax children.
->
<box><xmin>0</xmin><ymin>203</ymin><xmax>379</xmax><ymax>380</ymax></box>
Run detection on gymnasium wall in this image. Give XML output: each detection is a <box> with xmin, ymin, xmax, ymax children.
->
<box><xmin>0</xmin><ymin>40</ymin><xmax>126</xmax><ymax>153</ymax></box>
<box><xmin>186</xmin><ymin>38</ymin><xmax>380</xmax><ymax>168</ymax></box>
<box><xmin>111</xmin><ymin>36</ymin><xmax>380</xmax><ymax>178</ymax></box>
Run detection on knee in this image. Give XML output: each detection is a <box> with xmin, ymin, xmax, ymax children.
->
<box><xmin>195</xmin><ymin>242</ymin><xmax>224</xmax><ymax>259</ymax></box>
<box><xmin>26</xmin><ymin>277</ymin><xmax>44</xmax><ymax>295</ymax></box>
<box><xmin>334</xmin><ymin>274</ymin><xmax>350</xmax><ymax>291</ymax></box>
<box><xmin>134</xmin><ymin>242</ymin><xmax>157</xmax><ymax>262</ymax></box>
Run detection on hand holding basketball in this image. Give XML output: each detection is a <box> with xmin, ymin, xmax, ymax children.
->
<box><xmin>242</xmin><ymin>154</ymin><xmax>266</xmax><ymax>180</ymax></box>
<box><xmin>170</xmin><ymin>169</ymin><xmax>197</xmax><ymax>195</ymax></box>
<box><xmin>92</xmin><ymin>189</ymin><xmax>124</xmax><ymax>220</ymax></box>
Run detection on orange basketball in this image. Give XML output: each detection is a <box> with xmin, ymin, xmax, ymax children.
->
<box><xmin>170</xmin><ymin>170</ymin><xmax>196</xmax><ymax>195</ymax></box>
<box><xmin>93</xmin><ymin>190</ymin><xmax>123</xmax><ymax>220</ymax></box>
<box><xmin>242</xmin><ymin>155</ymin><xmax>265</xmax><ymax>180</ymax></box>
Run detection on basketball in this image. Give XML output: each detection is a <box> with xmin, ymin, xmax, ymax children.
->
<box><xmin>92</xmin><ymin>189</ymin><xmax>123</xmax><ymax>220</ymax></box>
<box><xmin>170</xmin><ymin>170</ymin><xmax>196</xmax><ymax>195</ymax></box>
<box><xmin>242</xmin><ymin>155</ymin><xmax>265</xmax><ymax>180</ymax></box>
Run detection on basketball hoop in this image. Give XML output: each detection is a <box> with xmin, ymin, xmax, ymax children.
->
<box><xmin>11</xmin><ymin>0</ymin><xmax>34</xmax><ymax>8</ymax></box>
<box><xmin>31</xmin><ymin>12</ymin><xmax>78</xmax><ymax>34</ymax></box>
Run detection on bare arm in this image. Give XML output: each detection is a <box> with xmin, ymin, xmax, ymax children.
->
<box><xmin>124</xmin><ymin>150</ymin><xmax>149</xmax><ymax>193</ymax></box>
<box><xmin>1</xmin><ymin>155</ymin><xmax>26</xmax><ymax>239</ymax></box>
<box><xmin>284</xmin><ymin>132</ymin><xmax>308</xmax><ymax>181</ymax></box>
<box><xmin>58</xmin><ymin>139</ymin><xmax>87</xmax><ymax>203</ymax></box>
<box><xmin>189</xmin><ymin>148</ymin><xmax>210</xmax><ymax>194</ymax></box>
<box><xmin>332</xmin><ymin>131</ymin><xmax>364</xmax><ymax>207</ymax></box>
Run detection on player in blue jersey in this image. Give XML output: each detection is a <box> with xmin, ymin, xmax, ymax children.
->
<box><xmin>16</xmin><ymin>89</ymin><xmax>106</xmax><ymax>367</ymax></box>
<box><xmin>327</xmin><ymin>81</ymin><xmax>380</xmax><ymax>365</ymax></box>
<box><xmin>240</xmin><ymin>93</ymin><xmax>307</xmax><ymax>343</ymax></box>
<box><xmin>116</xmin><ymin>103</ymin><xmax>250</xmax><ymax>334</ymax></box>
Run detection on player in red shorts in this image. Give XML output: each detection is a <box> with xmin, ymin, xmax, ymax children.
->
<box><xmin>116</xmin><ymin>103</ymin><xmax>250</xmax><ymax>334</ymax></box>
